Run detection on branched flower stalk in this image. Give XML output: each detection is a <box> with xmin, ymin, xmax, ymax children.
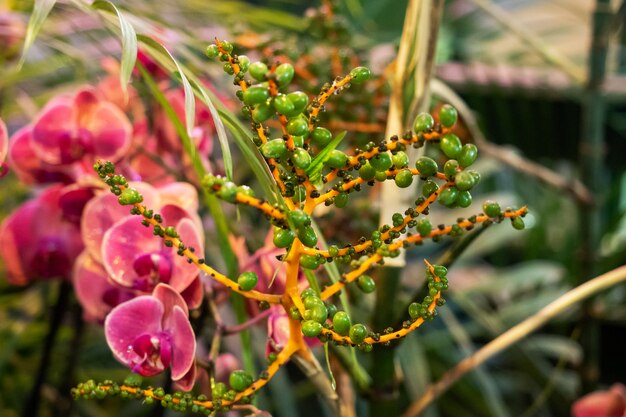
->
<box><xmin>72</xmin><ymin>37</ymin><xmax>527</xmax><ymax>414</ymax></box>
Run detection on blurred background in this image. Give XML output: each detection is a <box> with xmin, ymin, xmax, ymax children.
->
<box><xmin>0</xmin><ymin>0</ymin><xmax>625</xmax><ymax>416</ymax></box>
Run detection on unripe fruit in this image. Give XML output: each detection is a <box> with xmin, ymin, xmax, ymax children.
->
<box><xmin>375</xmin><ymin>171</ymin><xmax>388</xmax><ymax>182</ymax></box>
<box><xmin>394</xmin><ymin>169</ymin><xmax>413</xmax><ymax>188</ymax></box>
<box><xmin>301</xmin><ymin>288</ymin><xmax>316</xmax><ymax>300</ymax></box>
<box><xmin>408</xmin><ymin>302</ymin><xmax>420</xmax><ymax>319</ymax></box>
<box><xmin>443</xmin><ymin>159</ymin><xmax>459</xmax><ymax>179</ymax></box>
<box><xmin>301</xmin><ymin>320</ymin><xmax>323</xmax><ymax>337</ymax></box>
<box><xmin>326</xmin><ymin>150</ymin><xmax>348</xmax><ymax>169</ymax></box>
<box><xmin>298</xmin><ymin>226</ymin><xmax>318</xmax><ymax>248</ymax></box>
<box><xmin>252</xmin><ymin>102</ymin><xmax>273</xmax><ymax>123</ymax></box>
<box><xmin>349</xmin><ymin>324</ymin><xmax>368</xmax><ymax>344</ymax></box>
<box><xmin>439</xmin><ymin>104</ymin><xmax>458</xmax><ymax>128</ymax></box>
<box><xmin>392</xmin><ymin>151</ymin><xmax>409</xmax><ymax>168</ymax></box>
<box><xmin>237</xmin><ymin>271</ymin><xmax>258</xmax><ymax>291</ymax></box>
<box><xmin>303</xmin><ymin>295</ymin><xmax>324</xmax><ymax>310</ymax></box>
<box><xmin>414</xmin><ymin>112</ymin><xmax>434</xmax><ymax>133</ymax></box>
<box><xmin>288</xmin><ymin>91</ymin><xmax>309</xmax><ymax>115</ymax></box>
<box><xmin>300</xmin><ymin>254</ymin><xmax>320</xmax><ymax>270</ymax></box>
<box><xmin>287</xmin><ymin>117</ymin><xmax>308</xmax><ymax>136</ymax></box>
<box><xmin>422</xmin><ymin>180</ymin><xmax>439</xmax><ymax>197</ymax></box>
<box><xmin>349</xmin><ymin>66</ymin><xmax>371</xmax><ymax>84</ymax></box>
<box><xmin>357</xmin><ymin>275</ymin><xmax>376</xmax><ymax>293</ymax></box>
<box><xmin>261</xmin><ymin>139</ymin><xmax>287</xmax><ymax>159</ymax></box>
<box><xmin>273</xmin><ymin>94</ymin><xmax>295</xmax><ymax>115</ymax></box>
<box><xmin>334</xmin><ymin>193</ymin><xmax>349</xmax><ymax>208</ymax></box>
<box><xmin>333</xmin><ymin>312</ymin><xmax>351</xmax><ymax>336</ymax></box>
<box><xmin>511</xmin><ymin>216</ymin><xmax>525</xmax><ymax>230</ymax></box>
<box><xmin>292</xmin><ymin>147</ymin><xmax>312</xmax><ymax>170</ymax></box>
<box><xmin>311</xmin><ymin>127</ymin><xmax>332</xmax><ymax>148</ymax></box>
<box><xmin>249</xmin><ymin>61</ymin><xmax>268</xmax><ymax>81</ymax></box>
<box><xmin>417</xmin><ymin>218</ymin><xmax>432</xmax><ymax>237</ymax></box>
<box><xmin>482</xmin><ymin>200</ymin><xmax>502</xmax><ymax>217</ymax></box>
<box><xmin>458</xmin><ymin>144</ymin><xmax>478</xmax><ymax>167</ymax></box>
<box><xmin>273</xmin><ymin>227</ymin><xmax>295</xmax><ymax>248</ymax></box>
<box><xmin>440</xmin><ymin>133</ymin><xmax>462</xmax><ymax>159</ymax></box>
<box><xmin>370</xmin><ymin>152</ymin><xmax>392</xmax><ymax>172</ymax></box>
<box><xmin>457</xmin><ymin>190</ymin><xmax>472</xmax><ymax>208</ymax></box>
<box><xmin>206</xmin><ymin>44</ymin><xmax>219</xmax><ymax>58</ymax></box>
<box><xmin>359</xmin><ymin>162</ymin><xmax>376</xmax><ymax>181</ymax></box>
<box><xmin>415</xmin><ymin>157</ymin><xmax>438</xmax><ymax>177</ymax></box>
<box><xmin>237</xmin><ymin>55</ymin><xmax>250</xmax><ymax>72</ymax></box>
<box><xmin>243</xmin><ymin>86</ymin><xmax>270</xmax><ymax>105</ymax></box>
<box><xmin>212</xmin><ymin>382</ymin><xmax>227</xmax><ymax>399</ymax></box>
<box><xmin>438</xmin><ymin>187</ymin><xmax>459</xmax><ymax>207</ymax></box>
<box><xmin>229</xmin><ymin>370</ymin><xmax>253</xmax><ymax>392</ymax></box>
<box><xmin>288</xmin><ymin>209</ymin><xmax>310</xmax><ymax>228</ymax></box>
<box><xmin>308</xmin><ymin>304</ymin><xmax>328</xmax><ymax>323</ymax></box>
<box><xmin>118</xmin><ymin>188</ymin><xmax>143</xmax><ymax>205</ymax></box>
<box><xmin>275</xmin><ymin>63</ymin><xmax>295</xmax><ymax>86</ymax></box>
<box><xmin>454</xmin><ymin>170</ymin><xmax>476</xmax><ymax>191</ymax></box>
<box><xmin>217</xmin><ymin>182</ymin><xmax>238</xmax><ymax>202</ymax></box>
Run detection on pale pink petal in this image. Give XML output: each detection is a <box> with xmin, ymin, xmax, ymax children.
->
<box><xmin>180</xmin><ymin>275</ymin><xmax>203</xmax><ymax>310</ymax></box>
<box><xmin>104</xmin><ymin>295</ymin><xmax>164</xmax><ymax>366</ymax></box>
<box><xmin>572</xmin><ymin>384</ymin><xmax>626</xmax><ymax>417</ymax></box>
<box><xmin>31</xmin><ymin>100</ymin><xmax>77</xmax><ymax>164</ymax></box>
<box><xmin>168</xmin><ymin>218</ymin><xmax>204</xmax><ymax>292</ymax></box>
<box><xmin>73</xmin><ymin>251</ymin><xmax>134</xmax><ymax>322</ymax></box>
<box><xmin>168</xmin><ymin>305</ymin><xmax>196</xmax><ymax>381</ymax></box>
<box><xmin>73</xmin><ymin>88</ymin><xmax>101</xmax><ymax>127</ymax></box>
<box><xmin>86</xmin><ymin>102</ymin><xmax>132</xmax><ymax>161</ymax></box>
<box><xmin>160</xmin><ymin>204</ymin><xmax>203</xmax><ymax>241</ymax></box>
<box><xmin>267</xmin><ymin>312</ymin><xmax>290</xmax><ymax>354</ymax></box>
<box><xmin>173</xmin><ymin>363</ymin><xmax>196</xmax><ymax>392</ymax></box>
<box><xmin>158</xmin><ymin>182</ymin><xmax>199</xmax><ymax>212</ymax></box>
<box><xmin>0</xmin><ymin>198</ymin><xmax>38</xmax><ymax>285</ymax></box>
<box><xmin>153</xmin><ymin>283</ymin><xmax>189</xmax><ymax>321</ymax></box>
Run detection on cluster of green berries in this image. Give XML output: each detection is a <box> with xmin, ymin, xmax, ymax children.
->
<box><xmin>407</xmin><ymin>265</ymin><xmax>448</xmax><ymax>321</ymax></box>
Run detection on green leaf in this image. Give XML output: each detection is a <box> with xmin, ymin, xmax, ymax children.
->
<box><xmin>137</xmin><ymin>35</ymin><xmax>196</xmax><ymax>140</ymax></box>
<box><xmin>324</xmin><ymin>343</ymin><xmax>336</xmax><ymax>391</ymax></box>
<box><xmin>19</xmin><ymin>0</ymin><xmax>57</xmax><ymax>68</ymax></box>
<box><xmin>91</xmin><ymin>0</ymin><xmax>137</xmax><ymax>98</ymax></box>
<box><xmin>305</xmin><ymin>131</ymin><xmax>347</xmax><ymax>188</ymax></box>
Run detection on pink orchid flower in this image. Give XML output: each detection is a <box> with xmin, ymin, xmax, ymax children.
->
<box><xmin>572</xmin><ymin>383</ymin><xmax>626</xmax><ymax>417</ymax></box>
<box><xmin>105</xmin><ymin>283</ymin><xmax>196</xmax><ymax>389</ymax></box>
<box><xmin>0</xmin><ymin>117</ymin><xmax>7</xmax><ymax>177</ymax></box>
<box><xmin>0</xmin><ymin>185</ymin><xmax>86</xmax><ymax>285</ymax></box>
<box><xmin>31</xmin><ymin>88</ymin><xmax>131</xmax><ymax>166</ymax></box>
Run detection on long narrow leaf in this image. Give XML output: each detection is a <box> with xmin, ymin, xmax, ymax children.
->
<box><xmin>305</xmin><ymin>131</ymin><xmax>346</xmax><ymax>188</ymax></box>
<box><xmin>19</xmin><ymin>0</ymin><xmax>57</xmax><ymax>68</ymax></box>
<box><xmin>91</xmin><ymin>0</ymin><xmax>137</xmax><ymax>97</ymax></box>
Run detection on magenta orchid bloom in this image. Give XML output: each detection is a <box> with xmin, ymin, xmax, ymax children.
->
<box><xmin>105</xmin><ymin>283</ymin><xmax>196</xmax><ymax>388</ymax></box>
<box><xmin>31</xmin><ymin>88</ymin><xmax>131</xmax><ymax>165</ymax></box>
<box><xmin>0</xmin><ymin>185</ymin><xmax>85</xmax><ymax>285</ymax></box>
<box><xmin>102</xmin><ymin>204</ymin><xmax>204</xmax><ymax>295</ymax></box>
<box><xmin>572</xmin><ymin>383</ymin><xmax>626</xmax><ymax>417</ymax></box>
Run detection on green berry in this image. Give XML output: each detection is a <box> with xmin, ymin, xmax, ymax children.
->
<box><xmin>249</xmin><ymin>61</ymin><xmax>268</xmax><ymax>81</ymax></box>
<box><xmin>219</xmin><ymin>41</ymin><xmax>233</xmax><ymax>53</ymax></box>
<box><xmin>414</xmin><ymin>112</ymin><xmax>434</xmax><ymax>133</ymax></box>
<box><xmin>301</xmin><ymin>288</ymin><xmax>317</xmax><ymax>300</ymax></box>
<box><xmin>223</xmin><ymin>63</ymin><xmax>234</xmax><ymax>75</ymax></box>
<box><xmin>291</xmin><ymin>147</ymin><xmax>312</xmax><ymax>170</ymax></box>
<box><xmin>357</xmin><ymin>275</ymin><xmax>376</xmax><ymax>293</ymax></box>
<box><xmin>370</xmin><ymin>152</ymin><xmax>392</xmax><ymax>172</ymax></box>
<box><xmin>438</xmin><ymin>187</ymin><xmax>459</xmax><ymax>207</ymax></box>
<box><xmin>237</xmin><ymin>272</ymin><xmax>258</xmax><ymax>291</ymax></box>
<box><xmin>440</xmin><ymin>133</ymin><xmax>463</xmax><ymax>159</ymax></box>
<box><xmin>332</xmin><ymin>312</ymin><xmax>351</xmax><ymax>336</ymax></box>
<box><xmin>349</xmin><ymin>324</ymin><xmax>368</xmax><ymax>344</ymax></box>
<box><xmin>229</xmin><ymin>370</ymin><xmax>253</xmax><ymax>392</ymax></box>
<box><xmin>243</xmin><ymin>86</ymin><xmax>270</xmax><ymax>105</ymax></box>
<box><xmin>439</xmin><ymin>104</ymin><xmax>458</xmax><ymax>128</ymax></box>
<box><xmin>443</xmin><ymin>159</ymin><xmax>459</xmax><ymax>179</ymax></box>
<box><xmin>300</xmin><ymin>254</ymin><xmax>320</xmax><ymax>270</ymax></box>
<box><xmin>326</xmin><ymin>150</ymin><xmax>348</xmax><ymax>169</ymax></box>
<box><xmin>326</xmin><ymin>303</ymin><xmax>338</xmax><ymax>319</ymax></box>
<box><xmin>273</xmin><ymin>228</ymin><xmax>295</xmax><ymax>248</ymax></box>
<box><xmin>311</xmin><ymin>127</ymin><xmax>332</xmax><ymax>148</ymax></box>
<box><xmin>275</xmin><ymin>63</ymin><xmax>295</xmax><ymax>86</ymax></box>
<box><xmin>417</xmin><ymin>218</ymin><xmax>432</xmax><ymax>237</ymax></box>
<box><xmin>118</xmin><ymin>188</ymin><xmax>143</xmax><ymax>205</ymax></box>
<box><xmin>415</xmin><ymin>157</ymin><xmax>438</xmax><ymax>177</ymax></box>
<box><xmin>237</xmin><ymin>55</ymin><xmax>250</xmax><ymax>72</ymax></box>
<box><xmin>408</xmin><ymin>302</ymin><xmax>420</xmax><ymax>319</ymax></box>
<box><xmin>288</xmin><ymin>209</ymin><xmax>310</xmax><ymax>228</ymax></box>
<box><xmin>328</xmin><ymin>245</ymin><xmax>339</xmax><ymax>258</ymax></box>
<box><xmin>457</xmin><ymin>190</ymin><xmax>472</xmax><ymax>208</ymax></box>
<box><xmin>394</xmin><ymin>169</ymin><xmax>413</xmax><ymax>188</ymax></box>
<box><xmin>375</xmin><ymin>170</ymin><xmax>388</xmax><ymax>182</ymax></box>
<box><xmin>206</xmin><ymin>44</ymin><xmax>219</xmax><ymax>58</ymax></box>
<box><xmin>292</xmin><ymin>135</ymin><xmax>304</xmax><ymax>148</ymax></box>
<box><xmin>212</xmin><ymin>382</ymin><xmax>227</xmax><ymax>399</ymax></box>
<box><xmin>303</xmin><ymin>295</ymin><xmax>324</xmax><ymax>310</ymax></box>
<box><xmin>261</xmin><ymin>139</ymin><xmax>287</xmax><ymax>159</ymax></box>
<box><xmin>308</xmin><ymin>304</ymin><xmax>328</xmax><ymax>323</ymax></box>
<box><xmin>482</xmin><ymin>200</ymin><xmax>501</xmax><ymax>217</ymax></box>
<box><xmin>349</xmin><ymin>66</ymin><xmax>371</xmax><ymax>84</ymax></box>
<box><xmin>217</xmin><ymin>182</ymin><xmax>238</xmax><ymax>203</ymax></box>
<box><xmin>458</xmin><ymin>144</ymin><xmax>478</xmax><ymax>167</ymax></box>
<box><xmin>287</xmin><ymin>91</ymin><xmax>309</xmax><ymax>115</ymax></box>
<box><xmin>511</xmin><ymin>216</ymin><xmax>525</xmax><ymax>230</ymax></box>
<box><xmin>454</xmin><ymin>170</ymin><xmax>476</xmax><ymax>191</ymax></box>
<box><xmin>301</xmin><ymin>320</ymin><xmax>323</xmax><ymax>337</ymax></box>
<box><xmin>392</xmin><ymin>151</ymin><xmax>409</xmax><ymax>168</ymax></box>
<box><xmin>298</xmin><ymin>226</ymin><xmax>318</xmax><ymax>248</ymax></box>
<box><xmin>273</xmin><ymin>94</ymin><xmax>295</xmax><ymax>115</ymax></box>
<box><xmin>433</xmin><ymin>265</ymin><xmax>448</xmax><ymax>277</ymax></box>
<box><xmin>359</xmin><ymin>162</ymin><xmax>376</xmax><ymax>181</ymax></box>
<box><xmin>287</xmin><ymin>117</ymin><xmax>308</xmax><ymax>136</ymax></box>
<box><xmin>334</xmin><ymin>193</ymin><xmax>349</xmax><ymax>208</ymax></box>
<box><xmin>422</xmin><ymin>180</ymin><xmax>439</xmax><ymax>197</ymax></box>
<box><xmin>252</xmin><ymin>102</ymin><xmax>273</xmax><ymax>123</ymax></box>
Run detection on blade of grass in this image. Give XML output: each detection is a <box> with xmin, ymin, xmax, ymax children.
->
<box><xmin>19</xmin><ymin>0</ymin><xmax>57</xmax><ymax>68</ymax></box>
<box><xmin>91</xmin><ymin>0</ymin><xmax>137</xmax><ymax>98</ymax></box>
